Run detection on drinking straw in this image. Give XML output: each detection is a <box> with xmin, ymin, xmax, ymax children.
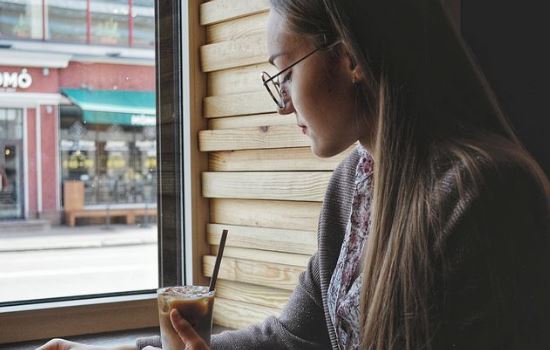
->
<box><xmin>209</xmin><ymin>229</ymin><xmax>228</xmax><ymax>292</ymax></box>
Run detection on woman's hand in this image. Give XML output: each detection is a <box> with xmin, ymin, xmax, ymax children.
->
<box><xmin>169</xmin><ymin>309</ymin><xmax>210</xmax><ymax>350</ymax></box>
<box><xmin>36</xmin><ymin>339</ymin><xmax>135</xmax><ymax>350</ymax></box>
<box><xmin>35</xmin><ymin>309</ymin><xmax>208</xmax><ymax>350</ymax></box>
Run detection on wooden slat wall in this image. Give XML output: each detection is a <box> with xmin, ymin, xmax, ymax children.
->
<box><xmin>198</xmin><ymin>0</ymin><xmax>353</xmax><ymax>329</ymax></box>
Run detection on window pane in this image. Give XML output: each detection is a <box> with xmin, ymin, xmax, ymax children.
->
<box><xmin>47</xmin><ymin>0</ymin><xmax>87</xmax><ymax>43</ymax></box>
<box><xmin>0</xmin><ymin>1</ymin><xmax>158</xmax><ymax>303</ymax></box>
<box><xmin>132</xmin><ymin>0</ymin><xmax>154</xmax><ymax>48</ymax></box>
<box><xmin>0</xmin><ymin>109</ymin><xmax>24</xmax><ymax>219</ymax></box>
<box><xmin>0</xmin><ymin>0</ymin><xmax>43</xmax><ymax>40</ymax></box>
<box><xmin>91</xmin><ymin>0</ymin><xmax>129</xmax><ymax>46</ymax></box>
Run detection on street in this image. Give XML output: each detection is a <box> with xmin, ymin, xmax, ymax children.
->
<box><xmin>0</xmin><ymin>225</ymin><xmax>158</xmax><ymax>303</ymax></box>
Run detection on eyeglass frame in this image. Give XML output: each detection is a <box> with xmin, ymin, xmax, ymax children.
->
<box><xmin>262</xmin><ymin>40</ymin><xmax>343</xmax><ymax>109</ymax></box>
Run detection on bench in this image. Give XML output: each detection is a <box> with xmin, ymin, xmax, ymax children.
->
<box><xmin>65</xmin><ymin>207</ymin><xmax>157</xmax><ymax>227</ymax></box>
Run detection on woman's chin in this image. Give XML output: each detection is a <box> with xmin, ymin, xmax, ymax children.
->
<box><xmin>310</xmin><ymin>143</ymin><xmax>337</xmax><ymax>159</ymax></box>
<box><xmin>311</xmin><ymin>139</ymin><xmax>355</xmax><ymax>159</ymax></box>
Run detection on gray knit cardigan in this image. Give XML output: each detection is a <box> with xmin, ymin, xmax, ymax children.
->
<box><xmin>137</xmin><ymin>148</ymin><xmax>550</xmax><ymax>350</ymax></box>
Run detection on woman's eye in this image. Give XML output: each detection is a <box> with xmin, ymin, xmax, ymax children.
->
<box><xmin>281</xmin><ymin>72</ymin><xmax>292</xmax><ymax>83</ymax></box>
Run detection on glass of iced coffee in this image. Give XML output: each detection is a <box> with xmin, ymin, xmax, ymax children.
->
<box><xmin>157</xmin><ymin>286</ymin><xmax>216</xmax><ymax>349</ymax></box>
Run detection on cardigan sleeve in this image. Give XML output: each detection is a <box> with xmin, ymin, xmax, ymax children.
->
<box><xmin>136</xmin><ymin>335</ymin><xmax>161</xmax><ymax>350</ymax></box>
<box><xmin>209</xmin><ymin>252</ymin><xmax>332</xmax><ymax>350</ymax></box>
<box><xmin>429</xmin><ymin>163</ymin><xmax>550</xmax><ymax>350</ymax></box>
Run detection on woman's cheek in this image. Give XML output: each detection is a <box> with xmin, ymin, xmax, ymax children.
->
<box><xmin>292</xmin><ymin>77</ymin><xmax>314</xmax><ymax>121</ymax></box>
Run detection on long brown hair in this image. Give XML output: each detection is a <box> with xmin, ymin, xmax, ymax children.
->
<box><xmin>270</xmin><ymin>0</ymin><xmax>550</xmax><ymax>349</ymax></box>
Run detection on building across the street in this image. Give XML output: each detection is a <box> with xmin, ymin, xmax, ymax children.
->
<box><xmin>0</xmin><ymin>0</ymin><xmax>156</xmax><ymax>224</ymax></box>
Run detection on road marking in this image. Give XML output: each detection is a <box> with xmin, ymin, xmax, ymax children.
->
<box><xmin>0</xmin><ymin>264</ymin><xmax>154</xmax><ymax>279</ymax></box>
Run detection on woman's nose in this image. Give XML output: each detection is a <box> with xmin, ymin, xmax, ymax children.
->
<box><xmin>278</xmin><ymin>100</ymin><xmax>294</xmax><ymax>115</ymax></box>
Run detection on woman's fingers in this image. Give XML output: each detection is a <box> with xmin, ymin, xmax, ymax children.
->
<box><xmin>169</xmin><ymin>309</ymin><xmax>209</xmax><ymax>350</ymax></box>
<box><xmin>35</xmin><ymin>338</ymin><xmax>84</xmax><ymax>350</ymax></box>
<box><xmin>36</xmin><ymin>338</ymin><xmax>67</xmax><ymax>350</ymax></box>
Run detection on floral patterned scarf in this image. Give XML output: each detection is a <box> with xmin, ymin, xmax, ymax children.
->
<box><xmin>327</xmin><ymin>144</ymin><xmax>374</xmax><ymax>349</ymax></box>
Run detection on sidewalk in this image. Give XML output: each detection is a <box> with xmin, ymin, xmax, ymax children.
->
<box><xmin>0</xmin><ymin>224</ymin><xmax>157</xmax><ymax>252</ymax></box>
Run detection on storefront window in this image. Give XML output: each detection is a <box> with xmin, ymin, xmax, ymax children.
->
<box><xmin>91</xmin><ymin>0</ymin><xmax>129</xmax><ymax>46</ymax></box>
<box><xmin>0</xmin><ymin>108</ymin><xmax>24</xmax><ymax>219</ymax></box>
<box><xmin>47</xmin><ymin>0</ymin><xmax>87</xmax><ymax>43</ymax></box>
<box><xmin>132</xmin><ymin>0</ymin><xmax>154</xmax><ymax>48</ymax></box>
<box><xmin>0</xmin><ymin>0</ymin><xmax>43</xmax><ymax>40</ymax></box>
<box><xmin>2</xmin><ymin>0</ymin><xmax>155</xmax><ymax>48</ymax></box>
<box><xmin>60</xmin><ymin>121</ymin><xmax>157</xmax><ymax>207</ymax></box>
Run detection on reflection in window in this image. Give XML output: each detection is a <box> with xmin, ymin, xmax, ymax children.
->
<box><xmin>0</xmin><ymin>0</ymin><xmax>43</xmax><ymax>40</ymax></box>
<box><xmin>0</xmin><ymin>0</ymin><xmax>158</xmax><ymax>303</ymax></box>
<box><xmin>60</xmin><ymin>121</ymin><xmax>157</xmax><ymax>207</ymax></box>
<box><xmin>0</xmin><ymin>109</ymin><xmax>24</xmax><ymax>220</ymax></box>
<box><xmin>1</xmin><ymin>0</ymin><xmax>155</xmax><ymax>48</ymax></box>
<box><xmin>91</xmin><ymin>0</ymin><xmax>128</xmax><ymax>46</ymax></box>
<box><xmin>47</xmin><ymin>0</ymin><xmax>87</xmax><ymax>43</ymax></box>
<box><xmin>132</xmin><ymin>0</ymin><xmax>155</xmax><ymax>48</ymax></box>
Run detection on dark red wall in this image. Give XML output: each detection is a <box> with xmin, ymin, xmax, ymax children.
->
<box><xmin>59</xmin><ymin>62</ymin><xmax>155</xmax><ymax>91</ymax></box>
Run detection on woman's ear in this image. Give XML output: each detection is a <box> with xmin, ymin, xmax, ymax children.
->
<box><xmin>341</xmin><ymin>43</ymin><xmax>364</xmax><ymax>84</ymax></box>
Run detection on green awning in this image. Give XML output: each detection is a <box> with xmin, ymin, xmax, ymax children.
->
<box><xmin>61</xmin><ymin>88</ymin><xmax>156</xmax><ymax>126</ymax></box>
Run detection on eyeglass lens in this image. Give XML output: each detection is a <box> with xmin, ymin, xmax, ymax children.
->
<box><xmin>262</xmin><ymin>73</ymin><xmax>284</xmax><ymax>108</ymax></box>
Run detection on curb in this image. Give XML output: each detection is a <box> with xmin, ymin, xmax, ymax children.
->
<box><xmin>0</xmin><ymin>238</ymin><xmax>157</xmax><ymax>253</ymax></box>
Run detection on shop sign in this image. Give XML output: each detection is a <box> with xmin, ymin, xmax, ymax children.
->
<box><xmin>0</xmin><ymin>69</ymin><xmax>32</xmax><ymax>90</ymax></box>
<box><xmin>131</xmin><ymin>114</ymin><xmax>156</xmax><ymax>126</ymax></box>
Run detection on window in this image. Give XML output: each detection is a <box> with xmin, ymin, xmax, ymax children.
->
<box><xmin>0</xmin><ymin>109</ymin><xmax>24</xmax><ymax>219</ymax></box>
<box><xmin>0</xmin><ymin>0</ymin><xmax>198</xmax><ymax>344</ymax></box>
<box><xmin>0</xmin><ymin>58</ymin><xmax>159</xmax><ymax>304</ymax></box>
<box><xmin>132</xmin><ymin>0</ymin><xmax>155</xmax><ymax>48</ymax></box>
<box><xmin>0</xmin><ymin>0</ymin><xmax>155</xmax><ymax>48</ymax></box>
<box><xmin>0</xmin><ymin>0</ymin><xmax>43</xmax><ymax>40</ymax></box>
<box><xmin>90</xmin><ymin>0</ymin><xmax>129</xmax><ymax>46</ymax></box>
<box><xmin>47</xmin><ymin>0</ymin><xmax>87</xmax><ymax>44</ymax></box>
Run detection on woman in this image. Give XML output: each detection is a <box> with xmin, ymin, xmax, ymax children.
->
<box><xmin>40</xmin><ymin>0</ymin><xmax>550</xmax><ymax>349</ymax></box>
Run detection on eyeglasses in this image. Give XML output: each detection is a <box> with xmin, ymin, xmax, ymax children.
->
<box><xmin>262</xmin><ymin>41</ymin><xmax>342</xmax><ymax>110</ymax></box>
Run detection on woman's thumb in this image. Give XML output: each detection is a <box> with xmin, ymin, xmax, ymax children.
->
<box><xmin>170</xmin><ymin>309</ymin><xmax>210</xmax><ymax>349</ymax></box>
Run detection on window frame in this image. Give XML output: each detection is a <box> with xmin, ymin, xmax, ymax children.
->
<box><xmin>0</xmin><ymin>0</ymin><xmax>209</xmax><ymax>344</ymax></box>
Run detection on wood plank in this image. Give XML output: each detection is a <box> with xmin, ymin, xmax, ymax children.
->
<box><xmin>203</xmin><ymin>255</ymin><xmax>304</xmax><ymax>291</ymax></box>
<box><xmin>213</xmin><ymin>297</ymin><xmax>279</xmax><ymax>330</ymax></box>
<box><xmin>199</xmin><ymin>125</ymin><xmax>309</xmax><ymax>152</ymax></box>
<box><xmin>209</xmin><ymin>147</ymin><xmax>350</xmax><ymax>171</ymax></box>
<box><xmin>212</xmin><ymin>246</ymin><xmax>311</xmax><ymax>267</ymax></box>
<box><xmin>204</xmin><ymin>91</ymin><xmax>275</xmax><ymax>118</ymax></box>
<box><xmin>207</xmin><ymin>223</ymin><xmax>317</xmax><ymax>255</ymax></box>
<box><xmin>210</xmin><ymin>199</ymin><xmax>321</xmax><ymax>231</ymax></box>
<box><xmin>214</xmin><ymin>279</ymin><xmax>292</xmax><ymax>309</ymax></box>
<box><xmin>200</xmin><ymin>0</ymin><xmax>270</xmax><ymax>26</ymax></box>
<box><xmin>200</xmin><ymin>33</ymin><xmax>267</xmax><ymax>72</ymax></box>
<box><xmin>202</xmin><ymin>172</ymin><xmax>332</xmax><ymax>201</ymax></box>
<box><xmin>208</xmin><ymin>113</ymin><xmax>295</xmax><ymax>129</ymax></box>
<box><xmin>207</xmin><ymin>63</ymin><xmax>274</xmax><ymax>96</ymax></box>
<box><xmin>206</xmin><ymin>12</ymin><xmax>268</xmax><ymax>44</ymax></box>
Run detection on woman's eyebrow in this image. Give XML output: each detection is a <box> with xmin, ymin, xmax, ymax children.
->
<box><xmin>268</xmin><ymin>52</ymin><xmax>286</xmax><ymax>66</ymax></box>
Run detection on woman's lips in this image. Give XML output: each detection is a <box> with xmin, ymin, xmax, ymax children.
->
<box><xmin>299</xmin><ymin>125</ymin><xmax>307</xmax><ymax>134</ymax></box>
